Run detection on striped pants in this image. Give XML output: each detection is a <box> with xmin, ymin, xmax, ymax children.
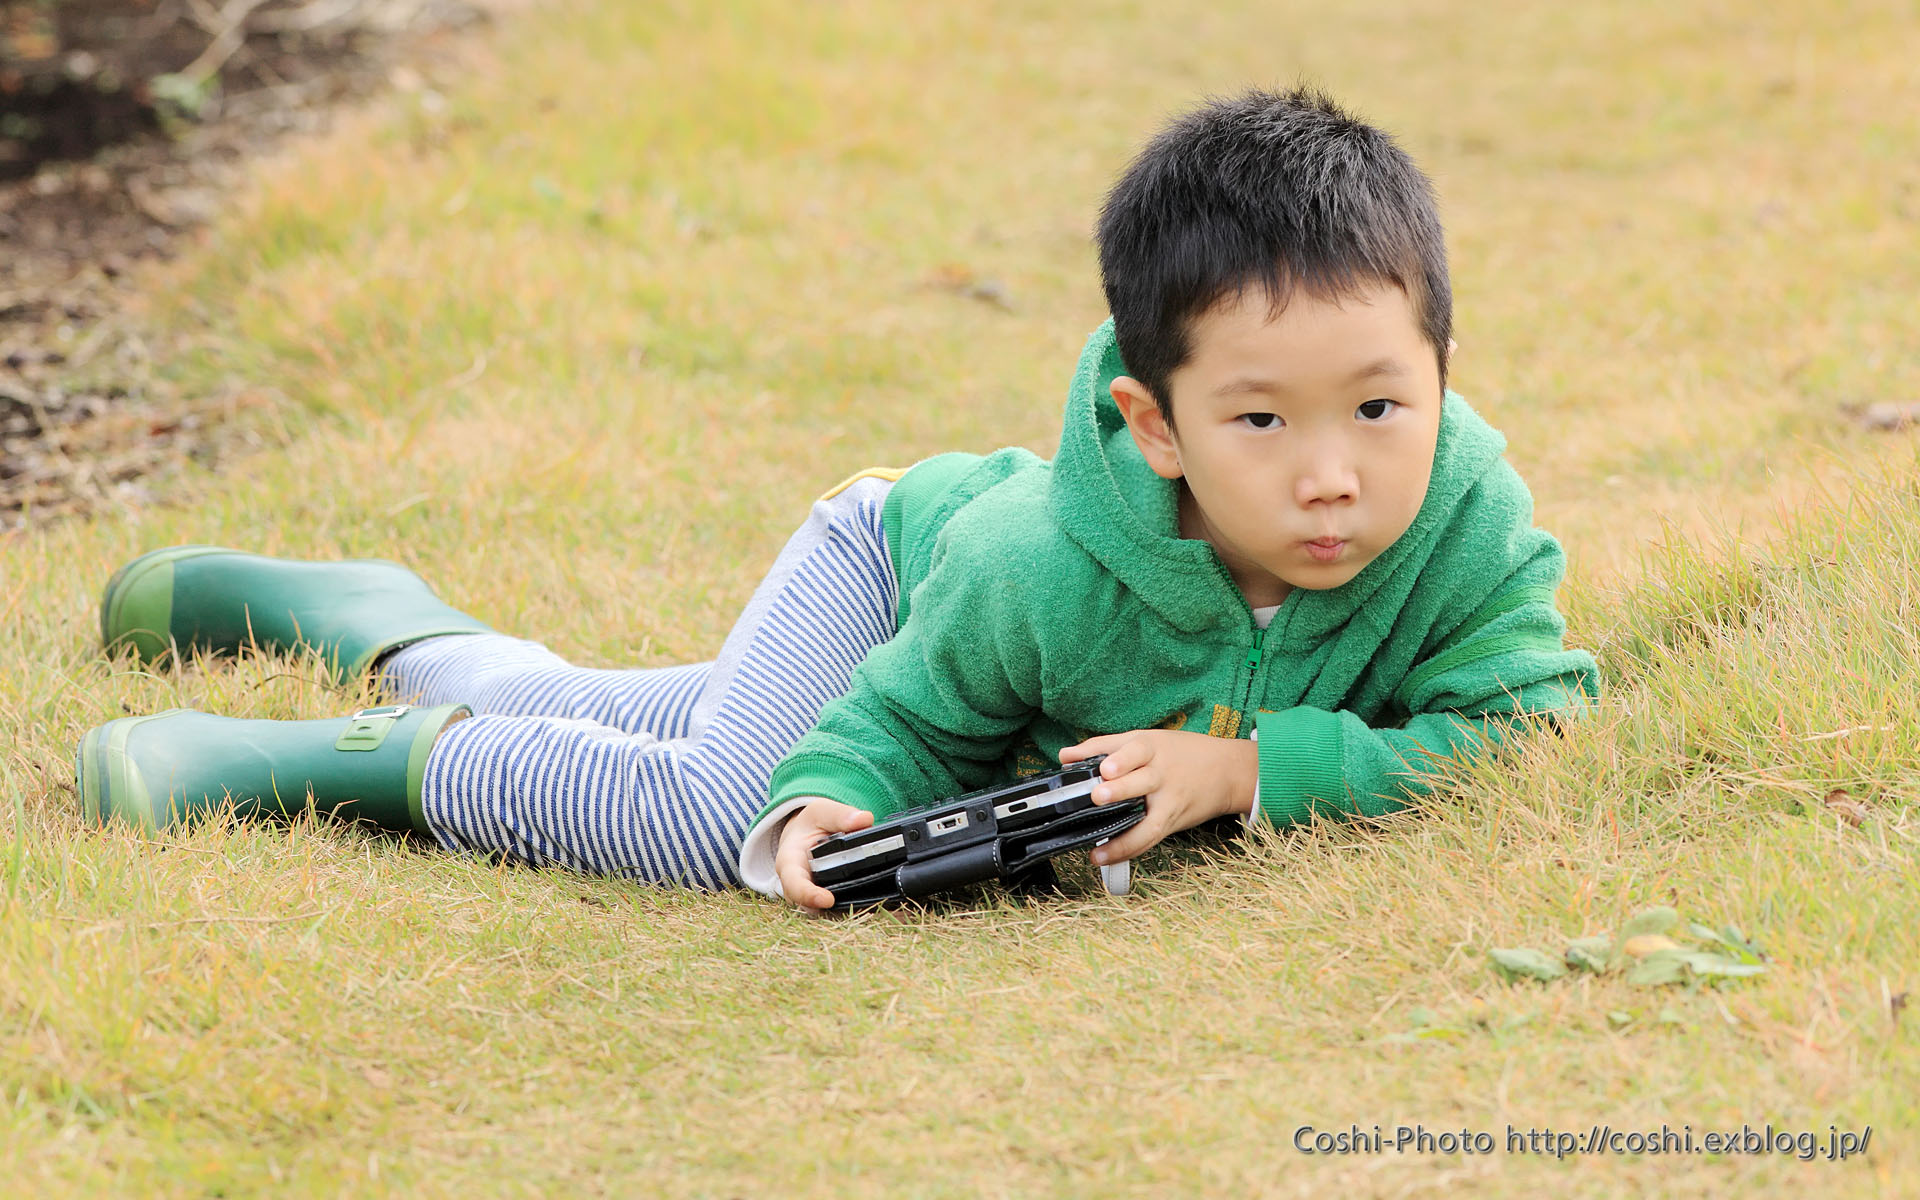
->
<box><xmin>379</xmin><ymin>476</ymin><xmax>899</xmax><ymax>890</ymax></box>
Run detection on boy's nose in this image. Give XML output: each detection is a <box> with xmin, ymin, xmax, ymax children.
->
<box><xmin>1293</xmin><ymin>458</ymin><xmax>1359</xmax><ymax>506</ymax></box>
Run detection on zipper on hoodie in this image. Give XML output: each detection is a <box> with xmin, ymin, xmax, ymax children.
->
<box><xmin>1239</xmin><ymin>624</ymin><xmax>1267</xmax><ymax>724</ymax></box>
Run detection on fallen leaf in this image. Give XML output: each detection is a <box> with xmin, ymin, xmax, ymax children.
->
<box><xmin>1381</xmin><ymin>1025</ymin><xmax>1466</xmax><ymax>1044</ymax></box>
<box><xmin>1855</xmin><ymin>401</ymin><xmax>1920</xmax><ymax>432</ymax></box>
<box><xmin>1680</xmin><ymin>951</ymin><xmax>1767</xmax><ymax>979</ymax></box>
<box><xmin>1622</xmin><ymin>933</ymin><xmax>1682</xmax><ymax>958</ymax></box>
<box><xmin>925</xmin><ymin>262</ymin><xmax>976</xmax><ymax>290</ymax></box>
<box><xmin>1620</xmin><ymin>906</ymin><xmax>1680</xmax><ymax>939</ymax></box>
<box><xmin>1489</xmin><ymin>946</ymin><xmax>1567</xmax><ymax>982</ymax></box>
<box><xmin>1706</xmin><ymin>922</ymin><xmax>1766</xmax><ymax>962</ymax></box>
<box><xmin>965</xmin><ymin>278</ymin><xmax>1015</xmax><ymax>310</ymax></box>
<box><xmin>1824</xmin><ymin>788</ymin><xmax>1869</xmax><ymax>827</ymax></box>
<box><xmin>1625</xmin><ymin>949</ymin><xmax>1690</xmax><ymax>986</ymax></box>
<box><xmin>1627</xmin><ymin>947</ymin><xmax>1768</xmax><ymax>986</ymax></box>
<box><xmin>1565</xmin><ymin>934</ymin><xmax>1614</xmax><ymax>972</ymax></box>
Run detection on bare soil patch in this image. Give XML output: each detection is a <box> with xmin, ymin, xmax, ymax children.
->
<box><xmin>0</xmin><ymin>0</ymin><xmax>491</xmax><ymax>529</ymax></box>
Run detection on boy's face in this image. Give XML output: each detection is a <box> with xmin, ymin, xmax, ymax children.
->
<box><xmin>1111</xmin><ymin>283</ymin><xmax>1444</xmax><ymax>609</ymax></box>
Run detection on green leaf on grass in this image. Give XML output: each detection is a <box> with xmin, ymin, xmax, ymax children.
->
<box><xmin>1687</xmin><ymin>923</ymin><xmax>1763</xmax><ymax>961</ymax></box>
<box><xmin>1382</xmin><ymin>1025</ymin><xmax>1467</xmax><ymax>1044</ymax></box>
<box><xmin>1717</xmin><ymin>924</ymin><xmax>1766</xmax><ymax>962</ymax></box>
<box><xmin>1627</xmin><ymin>947</ymin><xmax>1768</xmax><ymax>986</ymax></box>
<box><xmin>1498</xmin><ymin>1011</ymin><xmax>1536</xmax><ymax>1033</ymax></box>
<box><xmin>1680</xmin><ymin>951</ymin><xmax>1767</xmax><ymax>978</ymax></box>
<box><xmin>1606</xmin><ymin>1009</ymin><xmax>1635</xmax><ymax>1028</ymax></box>
<box><xmin>151</xmin><ymin>72</ymin><xmax>216</xmax><ymax>119</ymax></box>
<box><xmin>1620</xmin><ymin>906</ymin><xmax>1681</xmax><ymax>939</ymax></box>
<box><xmin>1383</xmin><ymin>1007</ymin><xmax>1470</xmax><ymax>1043</ymax></box>
<box><xmin>1486</xmin><ymin>912</ymin><xmax>1766</xmax><ymax>991</ymax></box>
<box><xmin>1490</xmin><ymin>947</ymin><xmax>1567</xmax><ymax>982</ymax></box>
<box><xmin>1625</xmin><ymin>949</ymin><xmax>1691</xmax><ymax>986</ymax></box>
<box><xmin>1566</xmin><ymin>935</ymin><xmax>1614</xmax><ymax>972</ymax></box>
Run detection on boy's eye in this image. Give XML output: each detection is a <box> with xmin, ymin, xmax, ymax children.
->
<box><xmin>1240</xmin><ymin>412</ymin><xmax>1282</xmax><ymax>430</ymax></box>
<box><xmin>1356</xmin><ymin>399</ymin><xmax>1398</xmax><ymax>422</ymax></box>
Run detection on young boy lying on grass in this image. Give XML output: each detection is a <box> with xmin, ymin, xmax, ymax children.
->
<box><xmin>79</xmin><ymin>87</ymin><xmax>1598</xmax><ymax>910</ymax></box>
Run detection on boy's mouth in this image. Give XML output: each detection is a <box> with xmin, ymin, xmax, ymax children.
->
<box><xmin>1304</xmin><ymin>537</ymin><xmax>1346</xmax><ymax>563</ymax></box>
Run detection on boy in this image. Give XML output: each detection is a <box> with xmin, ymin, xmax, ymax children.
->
<box><xmin>78</xmin><ymin>88</ymin><xmax>1598</xmax><ymax>910</ymax></box>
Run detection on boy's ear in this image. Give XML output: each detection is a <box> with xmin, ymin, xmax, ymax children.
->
<box><xmin>1110</xmin><ymin>376</ymin><xmax>1184</xmax><ymax>480</ymax></box>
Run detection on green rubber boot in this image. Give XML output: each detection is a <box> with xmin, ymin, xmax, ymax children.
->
<box><xmin>75</xmin><ymin>703</ymin><xmax>471</xmax><ymax>833</ymax></box>
<box><xmin>100</xmin><ymin>546</ymin><xmax>493</xmax><ymax>682</ymax></box>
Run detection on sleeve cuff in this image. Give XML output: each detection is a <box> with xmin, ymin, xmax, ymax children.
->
<box><xmin>1250</xmin><ymin>706</ymin><xmax>1347</xmax><ymax>826</ymax></box>
<box><xmin>735</xmin><ymin>797</ymin><xmax>820</xmax><ymax>900</ymax></box>
<box><xmin>766</xmin><ymin>752</ymin><xmax>898</xmax><ymax>819</ymax></box>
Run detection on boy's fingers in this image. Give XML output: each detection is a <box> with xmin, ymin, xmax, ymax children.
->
<box><xmin>1093</xmin><ymin>762</ymin><xmax>1158</xmax><ymax>805</ymax></box>
<box><xmin>1098</xmin><ymin>737</ymin><xmax>1154</xmax><ymax>778</ymax></box>
<box><xmin>831</xmin><ymin>807</ymin><xmax>874</xmax><ymax>833</ymax></box>
<box><xmin>794</xmin><ymin>882</ymin><xmax>836</xmax><ymax>912</ymax></box>
<box><xmin>776</xmin><ymin>802</ymin><xmax>868</xmax><ymax>911</ymax></box>
<box><xmin>1060</xmin><ymin>733</ymin><xmax>1125</xmax><ymax>763</ymax></box>
<box><xmin>775</xmin><ymin>839</ymin><xmax>817</xmax><ymax>894</ymax></box>
<box><xmin>776</xmin><ymin>854</ymin><xmax>835</xmax><ymax>911</ymax></box>
<box><xmin>1090</xmin><ymin>814</ymin><xmax>1162</xmax><ymax>865</ymax></box>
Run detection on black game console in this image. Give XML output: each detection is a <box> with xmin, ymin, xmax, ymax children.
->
<box><xmin>808</xmin><ymin>756</ymin><xmax>1146</xmax><ymax>911</ymax></box>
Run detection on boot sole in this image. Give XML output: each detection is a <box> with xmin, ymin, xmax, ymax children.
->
<box><xmin>76</xmin><ymin>712</ymin><xmax>184</xmax><ymax>830</ymax></box>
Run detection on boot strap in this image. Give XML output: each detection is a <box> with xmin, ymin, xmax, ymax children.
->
<box><xmin>335</xmin><ymin>705</ymin><xmax>411</xmax><ymax>752</ymax></box>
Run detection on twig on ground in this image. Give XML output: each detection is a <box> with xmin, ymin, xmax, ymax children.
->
<box><xmin>251</xmin><ymin>0</ymin><xmax>372</xmax><ymax>35</ymax></box>
<box><xmin>178</xmin><ymin>0</ymin><xmax>274</xmax><ymax>86</ymax></box>
<box><xmin>244</xmin><ymin>669</ymin><xmax>357</xmax><ymax>698</ymax></box>
<box><xmin>123</xmin><ymin>839</ymin><xmax>227</xmax><ymax>855</ymax></box>
<box><xmin>1798</xmin><ymin>725</ymin><xmax>1897</xmax><ymax>742</ymax></box>
<box><xmin>57</xmin><ymin>908</ymin><xmax>332</xmax><ymax>936</ymax></box>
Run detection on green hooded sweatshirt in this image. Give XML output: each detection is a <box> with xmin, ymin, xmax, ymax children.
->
<box><xmin>757</xmin><ymin>320</ymin><xmax>1599</xmax><ymax>829</ymax></box>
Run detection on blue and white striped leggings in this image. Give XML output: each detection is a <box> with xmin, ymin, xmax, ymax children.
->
<box><xmin>379</xmin><ymin>476</ymin><xmax>899</xmax><ymax>890</ymax></box>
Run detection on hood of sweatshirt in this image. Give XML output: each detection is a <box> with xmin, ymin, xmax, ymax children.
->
<box><xmin>1047</xmin><ymin>319</ymin><xmax>1511</xmax><ymax>639</ymax></box>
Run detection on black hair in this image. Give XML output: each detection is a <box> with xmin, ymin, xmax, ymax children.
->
<box><xmin>1096</xmin><ymin>87</ymin><xmax>1451</xmax><ymax>425</ymax></box>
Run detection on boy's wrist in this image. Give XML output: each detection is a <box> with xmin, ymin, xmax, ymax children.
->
<box><xmin>1225</xmin><ymin>737</ymin><xmax>1258</xmax><ymax>817</ymax></box>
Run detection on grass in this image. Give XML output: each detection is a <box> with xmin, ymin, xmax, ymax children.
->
<box><xmin>3</xmin><ymin>0</ymin><xmax>1919</xmax><ymax>1193</ymax></box>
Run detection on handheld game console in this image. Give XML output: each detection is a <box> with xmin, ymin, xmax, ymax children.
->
<box><xmin>808</xmin><ymin>756</ymin><xmax>1145</xmax><ymax>911</ymax></box>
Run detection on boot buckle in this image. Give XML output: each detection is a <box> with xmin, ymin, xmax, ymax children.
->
<box><xmin>336</xmin><ymin>705</ymin><xmax>411</xmax><ymax>752</ymax></box>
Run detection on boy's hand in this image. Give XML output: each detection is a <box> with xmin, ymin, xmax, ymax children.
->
<box><xmin>1059</xmin><ymin>730</ymin><xmax>1257</xmax><ymax>866</ymax></box>
<box><xmin>773</xmin><ymin>796</ymin><xmax>874</xmax><ymax>912</ymax></box>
